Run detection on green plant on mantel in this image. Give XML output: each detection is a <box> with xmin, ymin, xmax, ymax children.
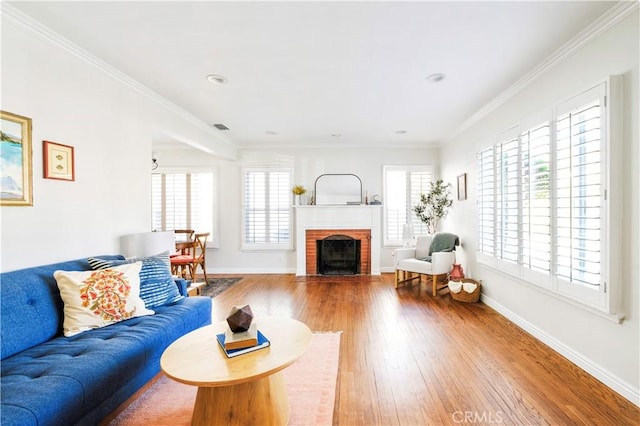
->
<box><xmin>412</xmin><ymin>179</ymin><xmax>453</xmax><ymax>234</ymax></box>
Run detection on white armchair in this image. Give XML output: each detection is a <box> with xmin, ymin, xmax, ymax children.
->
<box><xmin>392</xmin><ymin>233</ymin><xmax>459</xmax><ymax>296</ymax></box>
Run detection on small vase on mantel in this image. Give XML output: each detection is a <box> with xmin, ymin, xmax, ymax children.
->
<box><xmin>292</xmin><ymin>185</ymin><xmax>306</xmax><ymax>206</ymax></box>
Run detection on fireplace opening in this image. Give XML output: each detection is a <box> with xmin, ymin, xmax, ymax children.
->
<box><xmin>316</xmin><ymin>235</ymin><xmax>361</xmax><ymax>275</ymax></box>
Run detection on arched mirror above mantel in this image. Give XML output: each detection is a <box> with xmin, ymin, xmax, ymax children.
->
<box><xmin>314</xmin><ymin>174</ymin><xmax>362</xmax><ymax>205</ymax></box>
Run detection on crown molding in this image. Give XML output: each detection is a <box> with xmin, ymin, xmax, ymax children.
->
<box><xmin>0</xmin><ymin>3</ymin><xmax>235</xmax><ymax>149</ymax></box>
<box><xmin>443</xmin><ymin>0</ymin><xmax>639</xmax><ymax>146</ymax></box>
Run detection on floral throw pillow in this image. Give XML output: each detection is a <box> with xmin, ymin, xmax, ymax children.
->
<box><xmin>54</xmin><ymin>262</ymin><xmax>154</xmax><ymax>337</ymax></box>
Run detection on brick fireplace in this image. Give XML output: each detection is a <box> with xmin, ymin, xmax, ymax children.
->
<box><xmin>294</xmin><ymin>205</ymin><xmax>381</xmax><ymax>276</ymax></box>
<box><xmin>305</xmin><ymin>229</ymin><xmax>371</xmax><ymax>275</ymax></box>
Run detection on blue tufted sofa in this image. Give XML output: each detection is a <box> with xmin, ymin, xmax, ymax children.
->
<box><xmin>0</xmin><ymin>255</ymin><xmax>212</xmax><ymax>426</ymax></box>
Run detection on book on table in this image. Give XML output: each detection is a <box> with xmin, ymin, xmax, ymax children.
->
<box><xmin>216</xmin><ymin>329</ymin><xmax>270</xmax><ymax>358</ymax></box>
<box><xmin>224</xmin><ymin>321</ymin><xmax>258</xmax><ymax>350</ymax></box>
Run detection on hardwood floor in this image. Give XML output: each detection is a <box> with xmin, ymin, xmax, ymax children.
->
<box><xmin>207</xmin><ymin>273</ymin><xmax>639</xmax><ymax>425</ymax></box>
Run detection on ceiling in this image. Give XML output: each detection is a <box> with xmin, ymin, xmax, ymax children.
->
<box><xmin>10</xmin><ymin>1</ymin><xmax>616</xmax><ymax>150</ymax></box>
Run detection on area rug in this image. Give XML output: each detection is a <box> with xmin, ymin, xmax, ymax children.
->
<box><xmin>199</xmin><ymin>277</ymin><xmax>243</xmax><ymax>298</ymax></box>
<box><xmin>109</xmin><ymin>332</ymin><xmax>341</xmax><ymax>426</ymax></box>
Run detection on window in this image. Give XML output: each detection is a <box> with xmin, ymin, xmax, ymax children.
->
<box><xmin>476</xmin><ymin>81</ymin><xmax>618</xmax><ymax>314</ymax></box>
<box><xmin>151</xmin><ymin>172</ymin><xmax>214</xmax><ymax>234</ymax></box>
<box><xmin>383</xmin><ymin>165</ymin><xmax>433</xmax><ymax>246</ymax></box>
<box><xmin>242</xmin><ymin>167</ymin><xmax>292</xmax><ymax>250</ymax></box>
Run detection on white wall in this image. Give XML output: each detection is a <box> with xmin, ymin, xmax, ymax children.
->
<box><xmin>0</xmin><ymin>11</ymin><xmax>235</xmax><ymax>271</ymax></box>
<box><xmin>158</xmin><ymin>146</ymin><xmax>438</xmax><ymax>273</ymax></box>
<box><xmin>440</xmin><ymin>13</ymin><xmax>639</xmax><ymax>403</ymax></box>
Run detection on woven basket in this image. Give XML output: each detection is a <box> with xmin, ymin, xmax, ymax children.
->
<box><xmin>448</xmin><ymin>278</ymin><xmax>482</xmax><ymax>303</ymax></box>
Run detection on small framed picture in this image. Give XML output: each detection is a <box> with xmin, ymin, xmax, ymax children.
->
<box><xmin>457</xmin><ymin>173</ymin><xmax>467</xmax><ymax>201</ymax></box>
<box><xmin>44</xmin><ymin>140</ymin><xmax>75</xmax><ymax>181</ymax></box>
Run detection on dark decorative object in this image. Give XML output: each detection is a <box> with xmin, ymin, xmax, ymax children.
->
<box><xmin>226</xmin><ymin>304</ymin><xmax>254</xmax><ymax>332</ymax></box>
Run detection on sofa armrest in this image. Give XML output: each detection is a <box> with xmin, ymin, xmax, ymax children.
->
<box><xmin>174</xmin><ymin>278</ymin><xmax>189</xmax><ymax>297</ymax></box>
<box><xmin>392</xmin><ymin>248</ymin><xmax>417</xmax><ymax>266</ymax></box>
<box><xmin>431</xmin><ymin>251</ymin><xmax>455</xmax><ymax>275</ymax></box>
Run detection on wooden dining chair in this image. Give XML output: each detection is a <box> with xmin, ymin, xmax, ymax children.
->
<box><xmin>170</xmin><ymin>232</ymin><xmax>209</xmax><ymax>283</ymax></box>
<box><xmin>171</xmin><ymin>240</ymin><xmax>195</xmax><ymax>278</ymax></box>
<box><xmin>191</xmin><ymin>233</ymin><xmax>209</xmax><ymax>282</ymax></box>
<box><xmin>173</xmin><ymin>229</ymin><xmax>195</xmax><ymax>243</ymax></box>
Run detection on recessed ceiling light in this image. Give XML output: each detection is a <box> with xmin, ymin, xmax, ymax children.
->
<box><xmin>331</xmin><ymin>133</ymin><xmax>342</xmax><ymax>138</ymax></box>
<box><xmin>395</xmin><ymin>130</ymin><xmax>407</xmax><ymax>134</ymax></box>
<box><xmin>207</xmin><ymin>74</ymin><xmax>228</xmax><ymax>84</ymax></box>
<box><xmin>426</xmin><ymin>73</ymin><xmax>446</xmax><ymax>83</ymax></box>
<box><xmin>212</xmin><ymin>123</ymin><xmax>229</xmax><ymax>130</ymax></box>
<box><xmin>265</xmin><ymin>131</ymin><xmax>278</xmax><ymax>135</ymax></box>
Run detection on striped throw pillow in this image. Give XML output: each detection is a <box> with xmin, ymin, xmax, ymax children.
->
<box><xmin>88</xmin><ymin>252</ymin><xmax>183</xmax><ymax>308</ymax></box>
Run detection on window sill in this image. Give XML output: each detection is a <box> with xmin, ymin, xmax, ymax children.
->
<box><xmin>240</xmin><ymin>246</ymin><xmax>294</xmax><ymax>252</ymax></box>
<box><xmin>477</xmin><ymin>259</ymin><xmax>625</xmax><ymax>324</ymax></box>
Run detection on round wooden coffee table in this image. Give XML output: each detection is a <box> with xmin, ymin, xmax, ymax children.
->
<box><xmin>160</xmin><ymin>316</ymin><xmax>312</xmax><ymax>426</ymax></box>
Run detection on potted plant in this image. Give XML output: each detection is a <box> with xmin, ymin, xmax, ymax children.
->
<box><xmin>412</xmin><ymin>179</ymin><xmax>453</xmax><ymax>234</ymax></box>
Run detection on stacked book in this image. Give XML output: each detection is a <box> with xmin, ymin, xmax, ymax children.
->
<box><xmin>216</xmin><ymin>322</ymin><xmax>270</xmax><ymax>358</ymax></box>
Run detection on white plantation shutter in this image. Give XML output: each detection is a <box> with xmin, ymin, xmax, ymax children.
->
<box><xmin>409</xmin><ymin>171</ymin><xmax>431</xmax><ymax>237</ymax></box>
<box><xmin>496</xmin><ymin>136</ymin><xmax>519</xmax><ymax>263</ymax></box>
<box><xmin>242</xmin><ymin>168</ymin><xmax>292</xmax><ymax>249</ymax></box>
<box><xmin>385</xmin><ymin>169</ymin><xmax>406</xmax><ymax>243</ymax></box>
<box><xmin>555</xmin><ymin>99</ymin><xmax>602</xmax><ymax>287</ymax></box>
<box><xmin>383</xmin><ymin>166</ymin><xmax>433</xmax><ymax>246</ymax></box>
<box><xmin>268</xmin><ymin>171</ymin><xmax>290</xmax><ymax>243</ymax></box>
<box><xmin>521</xmin><ymin>122</ymin><xmax>551</xmax><ymax>274</ymax></box>
<box><xmin>151</xmin><ymin>172</ymin><xmax>213</xmax><ymax>234</ymax></box>
<box><xmin>477</xmin><ymin>147</ymin><xmax>495</xmax><ymax>256</ymax></box>
<box><xmin>244</xmin><ymin>170</ymin><xmax>267</xmax><ymax>244</ymax></box>
<box><xmin>165</xmin><ymin>174</ymin><xmax>188</xmax><ymax>230</ymax></box>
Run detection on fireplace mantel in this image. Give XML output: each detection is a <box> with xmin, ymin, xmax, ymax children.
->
<box><xmin>294</xmin><ymin>205</ymin><xmax>382</xmax><ymax>276</ymax></box>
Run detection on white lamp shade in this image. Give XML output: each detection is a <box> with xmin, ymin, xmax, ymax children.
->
<box><xmin>120</xmin><ymin>231</ymin><xmax>175</xmax><ymax>258</ymax></box>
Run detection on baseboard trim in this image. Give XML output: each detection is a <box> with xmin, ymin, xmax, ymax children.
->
<box><xmin>481</xmin><ymin>294</ymin><xmax>639</xmax><ymax>406</ymax></box>
<box><xmin>209</xmin><ymin>267</ymin><xmax>297</xmax><ymax>274</ymax></box>
<box><xmin>208</xmin><ymin>268</ymin><xmax>391</xmax><ymax>275</ymax></box>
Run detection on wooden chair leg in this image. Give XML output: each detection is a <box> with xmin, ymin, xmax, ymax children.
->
<box><xmin>201</xmin><ymin>261</ymin><xmax>208</xmax><ymax>282</ymax></box>
<box><xmin>395</xmin><ymin>270</ymin><xmax>423</xmax><ymax>288</ymax></box>
<box><xmin>432</xmin><ymin>274</ymin><xmax>437</xmax><ymax>296</ymax></box>
<box><xmin>188</xmin><ymin>264</ymin><xmax>195</xmax><ymax>281</ymax></box>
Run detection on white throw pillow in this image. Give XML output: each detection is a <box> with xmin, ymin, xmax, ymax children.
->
<box><xmin>54</xmin><ymin>262</ymin><xmax>154</xmax><ymax>337</ymax></box>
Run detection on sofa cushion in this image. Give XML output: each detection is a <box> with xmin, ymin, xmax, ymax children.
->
<box><xmin>0</xmin><ymin>255</ymin><xmax>125</xmax><ymax>360</ymax></box>
<box><xmin>54</xmin><ymin>262</ymin><xmax>154</xmax><ymax>337</ymax></box>
<box><xmin>88</xmin><ymin>253</ymin><xmax>184</xmax><ymax>309</ymax></box>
